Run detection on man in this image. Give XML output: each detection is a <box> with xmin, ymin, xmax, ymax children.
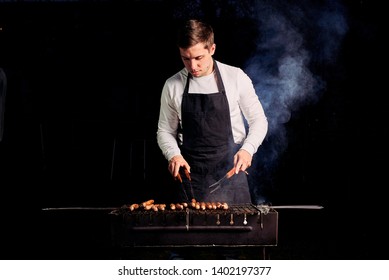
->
<box><xmin>157</xmin><ymin>19</ymin><xmax>268</xmax><ymax>205</ymax></box>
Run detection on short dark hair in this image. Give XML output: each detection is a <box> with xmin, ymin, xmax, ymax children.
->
<box><xmin>176</xmin><ymin>19</ymin><xmax>214</xmax><ymax>50</ymax></box>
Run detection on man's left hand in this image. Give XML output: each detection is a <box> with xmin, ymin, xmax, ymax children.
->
<box><xmin>233</xmin><ymin>149</ymin><xmax>252</xmax><ymax>174</ymax></box>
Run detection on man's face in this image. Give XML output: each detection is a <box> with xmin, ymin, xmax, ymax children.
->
<box><xmin>179</xmin><ymin>42</ymin><xmax>216</xmax><ymax>77</ymax></box>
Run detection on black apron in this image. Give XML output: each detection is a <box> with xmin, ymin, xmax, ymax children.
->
<box><xmin>178</xmin><ymin>61</ymin><xmax>251</xmax><ymax>204</ymax></box>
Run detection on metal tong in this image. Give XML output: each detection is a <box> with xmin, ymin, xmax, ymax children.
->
<box><xmin>208</xmin><ymin>167</ymin><xmax>249</xmax><ymax>193</ymax></box>
<box><xmin>175</xmin><ymin>167</ymin><xmax>191</xmax><ymax>183</ymax></box>
<box><xmin>175</xmin><ymin>167</ymin><xmax>194</xmax><ymax>200</ymax></box>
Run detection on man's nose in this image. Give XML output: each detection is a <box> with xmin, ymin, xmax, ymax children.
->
<box><xmin>189</xmin><ymin>60</ymin><xmax>197</xmax><ymax>69</ymax></box>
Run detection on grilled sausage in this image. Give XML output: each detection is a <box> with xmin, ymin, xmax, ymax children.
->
<box><xmin>175</xmin><ymin>203</ymin><xmax>184</xmax><ymax>210</ymax></box>
<box><xmin>141</xmin><ymin>199</ymin><xmax>155</xmax><ymax>208</ymax></box>
<box><xmin>129</xmin><ymin>204</ymin><xmax>139</xmax><ymax>211</ymax></box>
<box><xmin>156</xmin><ymin>204</ymin><xmax>166</xmax><ymax>211</ymax></box>
<box><xmin>144</xmin><ymin>204</ymin><xmax>153</xmax><ymax>210</ymax></box>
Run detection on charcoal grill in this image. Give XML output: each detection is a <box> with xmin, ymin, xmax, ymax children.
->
<box><xmin>109</xmin><ymin>203</ymin><xmax>278</xmax><ymax>256</ymax></box>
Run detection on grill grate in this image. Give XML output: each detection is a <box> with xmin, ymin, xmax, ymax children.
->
<box><xmin>111</xmin><ymin>203</ymin><xmax>264</xmax><ymax>216</ymax></box>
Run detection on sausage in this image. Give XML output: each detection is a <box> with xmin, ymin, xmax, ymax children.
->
<box><xmin>144</xmin><ymin>204</ymin><xmax>153</xmax><ymax>210</ymax></box>
<box><xmin>175</xmin><ymin>203</ymin><xmax>184</xmax><ymax>210</ymax></box>
<box><xmin>157</xmin><ymin>204</ymin><xmax>166</xmax><ymax>211</ymax></box>
<box><xmin>141</xmin><ymin>199</ymin><xmax>155</xmax><ymax>208</ymax></box>
<box><xmin>129</xmin><ymin>204</ymin><xmax>139</xmax><ymax>211</ymax></box>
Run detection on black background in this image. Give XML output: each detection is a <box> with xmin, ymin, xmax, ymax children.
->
<box><xmin>0</xmin><ymin>0</ymin><xmax>387</xmax><ymax>260</ymax></box>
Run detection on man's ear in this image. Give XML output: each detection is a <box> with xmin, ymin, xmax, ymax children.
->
<box><xmin>210</xmin><ymin>43</ymin><xmax>216</xmax><ymax>55</ymax></box>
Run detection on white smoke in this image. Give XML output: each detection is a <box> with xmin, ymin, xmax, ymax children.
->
<box><xmin>242</xmin><ymin>0</ymin><xmax>348</xmax><ymax>203</ymax></box>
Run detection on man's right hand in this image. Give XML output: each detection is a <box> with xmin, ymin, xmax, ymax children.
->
<box><xmin>168</xmin><ymin>155</ymin><xmax>190</xmax><ymax>178</ymax></box>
